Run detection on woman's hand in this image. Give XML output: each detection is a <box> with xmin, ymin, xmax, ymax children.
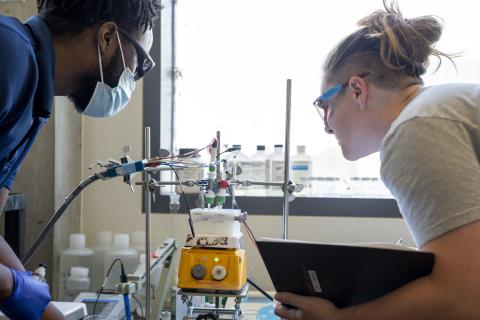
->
<box><xmin>274</xmin><ymin>292</ymin><xmax>340</xmax><ymax>320</ymax></box>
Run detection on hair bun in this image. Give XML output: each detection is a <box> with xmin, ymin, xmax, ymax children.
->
<box><xmin>357</xmin><ymin>1</ymin><xmax>444</xmax><ymax>77</ymax></box>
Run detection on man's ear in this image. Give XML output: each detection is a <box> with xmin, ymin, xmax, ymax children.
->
<box><xmin>348</xmin><ymin>76</ymin><xmax>368</xmax><ymax>110</ymax></box>
<box><xmin>97</xmin><ymin>22</ymin><xmax>118</xmax><ymax>55</ymax></box>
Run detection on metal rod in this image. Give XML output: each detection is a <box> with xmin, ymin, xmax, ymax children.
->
<box><xmin>140</xmin><ymin>180</ymin><xmax>285</xmax><ymax>188</ymax></box>
<box><xmin>144</xmin><ymin>127</ymin><xmax>152</xmax><ymax>320</ymax></box>
<box><xmin>190</xmin><ymin>307</ymin><xmax>238</xmax><ymax>315</ymax></box>
<box><xmin>216</xmin><ymin>131</ymin><xmax>221</xmax><ymax>181</ymax></box>
<box><xmin>283</xmin><ymin>79</ymin><xmax>292</xmax><ymax>240</ymax></box>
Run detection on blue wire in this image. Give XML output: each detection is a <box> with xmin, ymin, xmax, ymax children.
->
<box><xmin>123</xmin><ymin>294</ymin><xmax>132</xmax><ymax>320</ymax></box>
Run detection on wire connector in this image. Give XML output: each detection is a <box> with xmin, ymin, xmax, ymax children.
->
<box><xmin>103</xmin><ymin>160</ymin><xmax>147</xmax><ymax>178</ymax></box>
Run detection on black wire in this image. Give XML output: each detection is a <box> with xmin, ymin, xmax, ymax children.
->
<box><xmin>168</xmin><ymin>164</ymin><xmax>196</xmax><ymax>238</ymax></box>
<box><xmin>241</xmin><ymin>221</ymin><xmax>273</xmax><ymax>301</ymax></box>
<box><xmin>93</xmin><ymin>258</ymin><xmax>124</xmax><ymax>316</ymax></box>
<box><xmin>247</xmin><ymin>277</ymin><xmax>274</xmax><ymax>302</ymax></box>
<box><xmin>227</xmin><ymin>185</ymin><xmax>239</xmax><ymax>209</ymax></box>
<box><xmin>22</xmin><ymin>174</ymin><xmax>100</xmax><ymax>265</ymax></box>
<box><xmin>132</xmin><ymin>294</ymin><xmax>144</xmax><ymax>317</ymax></box>
<box><xmin>217</xmin><ymin>146</ymin><xmax>240</xmax><ymax>158</ymax></box>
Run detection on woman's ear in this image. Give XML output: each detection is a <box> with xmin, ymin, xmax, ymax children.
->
<box><xmin>348</xmin><ymin>76</ymin><xmax>368</xmax><ymax>110</ymax></box>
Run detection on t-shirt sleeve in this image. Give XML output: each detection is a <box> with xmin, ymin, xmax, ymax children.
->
<box><xmin>380</xmin><ymin>117</ymin><xmax>480</xmax><ymax>247</ymax></box>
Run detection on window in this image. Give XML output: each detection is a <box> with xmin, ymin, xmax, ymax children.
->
<box><xmin>166</xmin><ymin>0</ymin><xmax>480</xmax><ymax>199</ymax></box>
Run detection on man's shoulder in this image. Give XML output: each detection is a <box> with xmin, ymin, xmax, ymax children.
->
<box><xmin>0</xmin><ymin>16</ymin><xmax>36</xmax><ymax>68</ymax></box>
<box><xmin>0</xmin><ymin>15</ymin><xmax>33</xmax><ymax>47</ymax></box>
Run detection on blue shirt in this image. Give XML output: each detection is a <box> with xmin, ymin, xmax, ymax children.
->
<box><xmin>0</xmin><ymin>15</ymin><xmax>55</xmax><ymax>190</ymax></box>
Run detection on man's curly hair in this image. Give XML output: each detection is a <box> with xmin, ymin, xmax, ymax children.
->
<box><xmin>37</xmin><ymin>0</ymin><xmax>161</xmax><ymax>37</ymax></box>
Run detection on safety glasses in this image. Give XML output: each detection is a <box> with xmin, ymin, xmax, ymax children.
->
<box><xmin>118</xmin><ymin>28</ymin><xmax>156</xmax><ymax>81</ymax></box>
<box><xmin>313</xmin><ymin>72</ymin><xmax>370</xmax><ymax>121</ymax></box>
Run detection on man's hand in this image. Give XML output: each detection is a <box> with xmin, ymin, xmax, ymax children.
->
<box><xmin>0</xmin><ymin>264</ymin><xmax>13</xmax><ymax>300</ymax></box>
<box><xmin>274</xmin><ymin>292</ymin><xmax>340</xmax><ymax>320</ymax></box>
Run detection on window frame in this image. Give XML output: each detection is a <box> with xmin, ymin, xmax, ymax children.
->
<box><xmin>143</xmin><ymin>0</ymin><xmax>401</xmax><ymax>217</ymax></box>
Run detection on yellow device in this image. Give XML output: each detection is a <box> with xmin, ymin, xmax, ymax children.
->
<box><xmin>177</xmin><ymin>247</ymin><xmax>247</xmax><ymax>291</ymax></box>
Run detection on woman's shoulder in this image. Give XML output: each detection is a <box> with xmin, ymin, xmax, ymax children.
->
<box><xmin>393</xmin><ymin>83</ymin><xmax>480</xmax><ymax>128</ymax></box>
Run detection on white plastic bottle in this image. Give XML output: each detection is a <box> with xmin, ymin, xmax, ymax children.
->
<box><xmin>59</xmin><ymin>234</ymin><xmax>94</xmax><ymax>300</ymax></box>
<box><xmin>104</xmin><ymin>234</ymin><xmax>139</xmax><ymax>290</ymax></box>
<box><xmin>266</xmin><ymin>144</ymin><xmax>284</xmax><ymax>196</ymax></box>
<box><xmin>91</xmin><ymin>231</ymin><xmax>113</xmax><ymax>292</ymax></box>
<box><xmin>131</xmin><ymin>230</ymin><xmax>146</xmax><ymax>254</ymax></box>
<box><xmin>290</xmin><ymin>145</ymin><xmax>312</xmax><ymax>195</ymax></box>
<box><xmin>245</xmin><ymin>145</ymin><xmax>267</xmax><ymax>195</ymax></box>
<box><xmin>65</xmin><ymin>267</ymin><xmax>90</xmax><ymax>302</ymax></box>
<box><xmin>176</xmin><ymin>148</ymin><xmax>205</xmax><ymax>194</ymax></box>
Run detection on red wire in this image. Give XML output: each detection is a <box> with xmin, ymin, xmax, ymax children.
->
<box><xmin>243</xmin><ymin>222</ymin><xmax>259</xmax><ymax>251</ymax></box>
<box><xmin>146</xmin><ymin>143</ymin><xmax>213</xmax><ymax>166</ymax></box>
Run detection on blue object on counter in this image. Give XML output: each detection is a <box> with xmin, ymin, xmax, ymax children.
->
<box><xmin>257</xmin><ymin>304</ymin><xmax>280</xmax><ymax>320</ymax></box>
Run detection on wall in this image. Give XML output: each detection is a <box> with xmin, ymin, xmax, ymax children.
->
<box><xmin>53</xmin><ymin>97</ymin><xmax>84</xmax><ymax>297</ymax></box>
<box><xmin>82</xmin><ymin>81</ymin><xmax>415</xmax><ymax>291</ymax></box>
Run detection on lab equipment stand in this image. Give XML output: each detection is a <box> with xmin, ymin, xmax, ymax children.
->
<box><xmin>179</xmin><ymin>284</ymin><xmax>249</xmax><ymax>320</ymax></box>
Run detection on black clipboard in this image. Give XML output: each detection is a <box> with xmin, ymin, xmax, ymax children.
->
<box><xmin>257</xmin><ymin>239</ymin><xmax>434</xmax><ymax>308</ymax></box>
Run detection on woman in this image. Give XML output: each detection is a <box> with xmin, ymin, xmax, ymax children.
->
<box><xmin>275</xmin><ymin>1</ymin><xmax>480</xmax><ymax>319</ymax></box>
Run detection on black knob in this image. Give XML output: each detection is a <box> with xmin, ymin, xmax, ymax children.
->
<box><xmin>191</xmin><ymin>264</ymin><xmax>207</xmax><ymax>280</ymax></box>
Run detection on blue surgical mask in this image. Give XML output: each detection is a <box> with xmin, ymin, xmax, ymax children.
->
<box><xmin>82</xmin><ymin>31</ymin><xmax>136</xmax><ymax>118</ymax></box>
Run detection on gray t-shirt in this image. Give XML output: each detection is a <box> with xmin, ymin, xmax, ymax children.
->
<box><xmin>380</xmin><ymin>83</ymin><xmax>480</xmax><ymax>247</ymax></box>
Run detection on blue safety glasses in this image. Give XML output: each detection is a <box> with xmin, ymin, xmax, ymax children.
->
<box><xmin>313</xmin><ymin>72</ymin><xmax>370</xmax><ymax>121</ymax></box>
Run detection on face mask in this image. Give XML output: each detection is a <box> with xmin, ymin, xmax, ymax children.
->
<box><xmin>82</xmin><ymin>31</ymin><xmax>136</xmax><ymax>118</ymax></box>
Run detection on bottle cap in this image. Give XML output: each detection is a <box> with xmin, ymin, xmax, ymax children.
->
<box><xmin>257</xmin><ymin>145</ymin><xmax>265</xmax><ymax>151</ymax></box>
<box><xmin>113</xmin><ymin>234</ymin><xmax>130</xmax><ymax>249</ymax></box>
<box><xmin>97</xmin><ymin>231</ymin><xmax>112</xmax><ymax>246</ymax></box>
<box><xmin>274</xmin><ymin>144</ymin><xmax>283</xmax><ymax>148</ymax></box>
<box><xmin>69</xmin><ymin>234</ymin><xmax>86</xmax><ymax>250</ymax></box>
<box><xmin>217</xmin><ymin>179</ymin><xmax>229</xmax><ymax>189</ymax></box>
<box><xmin>132</xmin><ymin>231</ymin><xmax>146</xmax><ymax>246</ymax></box>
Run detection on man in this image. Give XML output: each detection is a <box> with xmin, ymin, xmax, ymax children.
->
<box><xmin>0</xmin><ymin>1</ymin><xmax>161</xmax><ymax>318</ymax></box>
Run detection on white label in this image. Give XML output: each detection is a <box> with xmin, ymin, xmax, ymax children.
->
<box><xmin>240</xmin><ymin>161</ymin><xmax>267</xmax><ymax>189</ymax></box>
<box><xmin>291</xmin><ymin>161</ymin><xmax>311</xmax><ymax>185</ymax></box>
<box><xmin>271</xmin><ymin>160</ymin><xmax>284</xmax><ymax>183</ymax></box>
<box><xmin>238</xmin><ymin>161</ymin><xmax>266</xmax><ymax>186</ymax></box>
<box><xmin>307</xmin><ymin>270</ymin><xmax>323</xmax><ymax>293</ymax></box>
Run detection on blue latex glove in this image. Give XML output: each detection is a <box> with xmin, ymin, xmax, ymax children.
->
<box><xmin>0</xmin><ymin>269</ymin><xmax>51</xmax><ymax>320</ymax></box>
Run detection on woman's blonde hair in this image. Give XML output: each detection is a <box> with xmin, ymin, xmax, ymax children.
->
<box><xmin>323</xmin><ymin>0</ymin><xmax>455</xmax><ymax>88</ymax></box>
